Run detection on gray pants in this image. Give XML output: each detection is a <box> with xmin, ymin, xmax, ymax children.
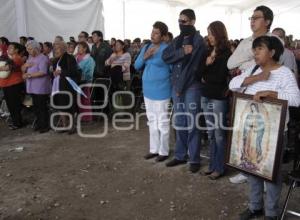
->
<box><xmin>248</xmin><ymin>174</ymin><xmax>282</xmax><ymax>216</ymax></box>
<box><xmin>248</xmin><ymin>133</ymin><xmax>287</xmax><ymax>217</ymax></box>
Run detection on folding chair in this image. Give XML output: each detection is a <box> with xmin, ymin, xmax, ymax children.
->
<box><xmin>130</xmin><ymin>73</ymin><xmax>144</xmax><ymax>114</ymax></box>
<box><xmin>280</xmin><ymin>110</ymin><xmax>300</xmax><ymax>219</ymax></box>
<box><xmin>280</xmin><ymin>161</ymin><xmax>300</xmax><ymax>219</ymax></box>
<box><xmin>22</xmin><ymin>94</ymin><xmax>37</xmax><ymax>128</ymax></box>
<box><xmin>90</xmin><ymin>77</ymin><xmax>112</xmax><ymax>118</ymax></box>
<box><xmin>0</xmin><ymin>96</ymin><xmax>10</xmax><ymax>123</ymax></box>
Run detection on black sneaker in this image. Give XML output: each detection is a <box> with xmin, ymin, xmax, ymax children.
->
<box><xmin>144</xmin><ymin>153</ymin><xmax>158</xmax><ymax>160</ymax></box>
<box><xmin>165</xmin><ymin>158</ymin><xmax>187</xmax><ymax>167</ymax></box>
<box><xmin>264</xmin><ymin>216</ymin><xmax>278</xmax><ymax>220</ymax></box>
<box><xmin>189</xmin><ymin>163</ymin><xmax>200</xmax><ymax>173</ymax></box>
<box><xmin>39</xmin><ymin>127</ymin><xmax>50</xmax><ymax>134</ymax></box>
<box><xmin>8</xmin><ymin>124</ymin><xmax>22</xmax><ymax>130</ymax></box>
<box><xmin>155</xmin><ymin>155</ymin><xmax>168</xmax><ymax>162</ymax></box>
<box><xmin>239</xmin><ymin>208</ymin><xmax>263</xmax><ymax>220</ymax></box>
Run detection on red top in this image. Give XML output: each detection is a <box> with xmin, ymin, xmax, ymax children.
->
<box><xmin>0</xmin><ymin>55</ymin><xmax>24</xmax><ymax>88</ymax></box>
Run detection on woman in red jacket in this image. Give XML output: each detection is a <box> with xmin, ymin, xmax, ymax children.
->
<box><xmin>0</xmin><ymin>42</ymin><xmax>25</xmax><ymax>130</ymax></box>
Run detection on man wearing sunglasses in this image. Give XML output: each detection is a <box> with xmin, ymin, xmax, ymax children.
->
<box><xmin>73</xmin><ymin>31</ymin><xmax>93</xmax><ymax>55</ymax></box>
<box><xmin>162</xmin><ymin>9</ymin><xmax>206</xmax><ymax>173</ymax></box>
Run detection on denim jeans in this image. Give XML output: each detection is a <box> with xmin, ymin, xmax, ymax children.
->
<box><xmin>201</xmin><ymin>97</ymin><xmax>228</xmax><ymax>174</ymax></box>
<box><xmin>248</xmin><ymin>133</ymin><xmax>287</xmax><ymax>217</ymax></box>
<box><xmin>172</xmin><ymin>85</ymin><xmax>201</xmax><ymax>164</ymax></box>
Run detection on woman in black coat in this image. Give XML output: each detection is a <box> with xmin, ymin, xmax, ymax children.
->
<box><xmin>52</xmin><ymin>42</ymin><xmax>81</xmax><ymax>134</ymax></box>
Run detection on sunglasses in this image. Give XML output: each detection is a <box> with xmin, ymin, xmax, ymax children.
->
<box><xmin>248</xmin><ymin>16</ymin><xmax>264</xmax><ymax>21</ymax></box>
<box><xmin>178</xmin><ymin>19</ymin><xmax>189</xmax><ymax>24</ymax></box>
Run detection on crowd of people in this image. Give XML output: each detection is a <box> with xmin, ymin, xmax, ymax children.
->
<box><xmin>1</xmin><ymin>5</ymin><xmax>300</xmax><ymax>220</ymax></box>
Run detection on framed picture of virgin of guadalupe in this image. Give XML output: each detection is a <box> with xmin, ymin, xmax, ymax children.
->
<box><xmin>226</xmin><ymin>92</ymin><xmax>288</xmax><ymax>182</ymax></box>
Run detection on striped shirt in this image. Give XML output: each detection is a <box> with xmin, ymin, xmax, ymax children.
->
<box><xmin>229</xmin><ymin>65</ymin><xmax>300</xmax><ymax>129</ymax></box>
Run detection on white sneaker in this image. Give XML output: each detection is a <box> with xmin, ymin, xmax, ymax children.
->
<box><xmin>1</xmin><ymin>112</ymin><xmax>10</xmax><ymax>117</ymax></box>
<box><xmin>229</xmin><ymin>173</ymin><xmax>248</xmax><ymax>184</ymax></box>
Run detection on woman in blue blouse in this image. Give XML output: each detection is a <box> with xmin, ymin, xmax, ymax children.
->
<box><xmin>76</xmin><ymin>42</ymin><xmax>95</xmax><ymax>122</ymax></box>
<box><xmin>135</xmin><ymin>21</ymin><xmax>172</xmax><ymax>162</ymax></box>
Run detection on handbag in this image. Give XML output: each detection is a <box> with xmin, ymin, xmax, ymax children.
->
<box><xmin>0</xmin><ymin>61</ymin><xmax>11</xmax><ymax>79</ymax></box>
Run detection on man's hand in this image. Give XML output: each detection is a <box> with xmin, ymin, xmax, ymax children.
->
<box><xmin>183</xmin><ymin>45</ymin><xmax>193</xmax><ymax>55</ymax></box>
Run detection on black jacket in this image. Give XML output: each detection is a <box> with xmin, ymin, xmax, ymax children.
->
<box><xmin>162</xmin><ymin>31</ymin><xmax>207</xmax><ymax>95</ymax></box>
<box><xmin>201</xmin><ymin>48</ymin><xmax>232</xmax><ymax>99</ymax></box>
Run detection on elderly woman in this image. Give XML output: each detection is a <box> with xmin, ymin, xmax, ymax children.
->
<box><xmin>52</xmin><ymin>41</ymin><xmax>81</xmax><ymax>134</ymax></box>
<box><xmin>134</xmin><ymin>21</ymin><xmax>172</xmax><ymax>162</ymax></box>
<box><xmin>22</xmin><ymin>40</ymin><xmax>51</xmax><ymax>133</ymax></box>
<box><xmin>76</xmin><ymin>41</ymin><xmax>95</xmax><ymax>122</ymax></box>
<box><xmin>0</xmin><ymin>42</ymin><xmax>25</xmax><ymax>130</ymax></box>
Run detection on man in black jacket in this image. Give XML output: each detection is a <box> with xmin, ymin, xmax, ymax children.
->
<box><xmin>162</xmin><ymin>9</ymin><xmax>207</xmax><ymax>173</ymax></box>
<box><xmin>91</xmin><ymin>30</ymin><xmax>112</xmax><ymax>79</ymax></box>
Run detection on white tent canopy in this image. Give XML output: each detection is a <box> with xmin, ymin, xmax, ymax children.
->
<box><xmin>1</xmin><ymin>0</ymin><xmax>300</xmax><ymax>42</ymax></box>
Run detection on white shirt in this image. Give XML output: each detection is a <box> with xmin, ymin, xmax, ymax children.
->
<box><xmin>229</xmin><ymin>65</ymin><xmax>300</xmax><ymax>129</ymax></box>
<box><xmin>280</xmin><ymin>48</ymin><xmax>298</xmax><ymax>75</ymax></box>
<box><xmin>227</xmin><ymin>33</ymin><xmax>274</xmax><ymax>72</ymax></box>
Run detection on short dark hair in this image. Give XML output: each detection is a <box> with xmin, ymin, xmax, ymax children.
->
<box><xmin>8</xmin><ymin>42</ymin><xmax>23</xmax><ymax>54</ymax></box>
<box><xmin>92</xmin><ymin>30</ymin><xmax>103</xmax><ymax>39</ymax></box>
<box><xmin>81</xmin><ymin>31</ymin><xmax>89</xmax><ymax>39</ymax></box>
<box><xmin>180</xmin><ymin>9</ymin><xmax>196</xmax><ymax>21</ymax></box>
<box><xmin>133</xmin><ymin>38</ymin><xmax>141</xmax><ymax>43</ymax></box>
<box><xmin>19</xmin><ymin>36</ymin><xmax>27</xmax><ymax>42</ymax></box>
<box><xmin>167</xmin><ymin>32</ymin><xmax>173</xmax><ymax>41</ymax></box>
<box><xmin>77</xmin><ymin>41</ymin><xmax>90</xmax><ymax>54</ymax></box>
<box><xmin>254</xmin><ymin>5</ymin><xmax>273</xmax><ymax>30</ymax></box>
<box><xmin>67</xmin><ymin>41</ymin><xmax>76</xmax><ymax>47</ymax></box>
<box><xmin>44</xmin><ymin>42</ymin><xmax>53</xmax><ymax>49</ymax></box>
<box><xmin>0</xmin><ymin>37</ymin><xmax>9</xmax><ymax>45</ymax></box>
<box><xmin>153</xmin><ymin>21</ymin><xmax>168</xmax><ymax>37</ymax></box>
<box><xmin>252</xmin><ymin>36</ymin><xmax>284</xmax><ymax>62</ymax></box>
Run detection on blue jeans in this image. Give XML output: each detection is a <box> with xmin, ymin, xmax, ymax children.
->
<box><xmin>248</xmin><ymin>133</ymin><xmax>287</xmax><ymax>217</ymax></box>
<box><xmin>172</xmin><ymin>86</ymin><xmax>201</xmax><ymax>164</ymax></box>
<box><xmin>201</xmin><ymin>97</ymin><xmax>228</xmax><ymax>174</ymax></box>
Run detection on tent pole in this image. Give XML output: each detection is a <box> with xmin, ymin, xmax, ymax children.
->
<box><xmin>123</xmin><ymin>0</ymin><xmax>126</xmax><ymax>39</ymax></box>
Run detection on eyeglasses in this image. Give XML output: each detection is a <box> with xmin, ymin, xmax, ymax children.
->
<box><xmin>178</xmin><ymin>19</ymin><xmax>189</xmax><ymax>24</ymax></box>
<box><xmin>78</xmin><ymin>35</ymin><xmax>84</xmax><ymax>38</ymax></box>
<box><xmin>248</xmin><ymin>16</ymin><xmax>264</xmax><ymax>21</ymax></box>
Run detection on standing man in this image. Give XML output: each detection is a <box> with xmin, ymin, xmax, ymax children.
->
<box><xmin>91</xmin><ymin>30</ymin><xmax>112</xmax><ymax>79</ymax></box>
<box><xmin>162</xmin><ymin>9</ymin><xmax>206</xmax><ymax>173</ymax></box>
<box><xmin>227</xmin><ymin>5</ymin><xmax>274</xmax><ymax>184</ymax></box>
<box><xmin>73</xmin><ymin>31</ymin><xmax>93</xmax><ymax>55</ymax></box>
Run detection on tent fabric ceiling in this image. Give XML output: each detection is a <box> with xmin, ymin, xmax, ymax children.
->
<box><xmin>166</xmin><ymin>0</ymin><xmax>300</xmax><ymax>12</ymax></box>
<box><xmin>1</xmin><ymin>0</ymin><xmax>300</xmax><ymax>41</ymax></box>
